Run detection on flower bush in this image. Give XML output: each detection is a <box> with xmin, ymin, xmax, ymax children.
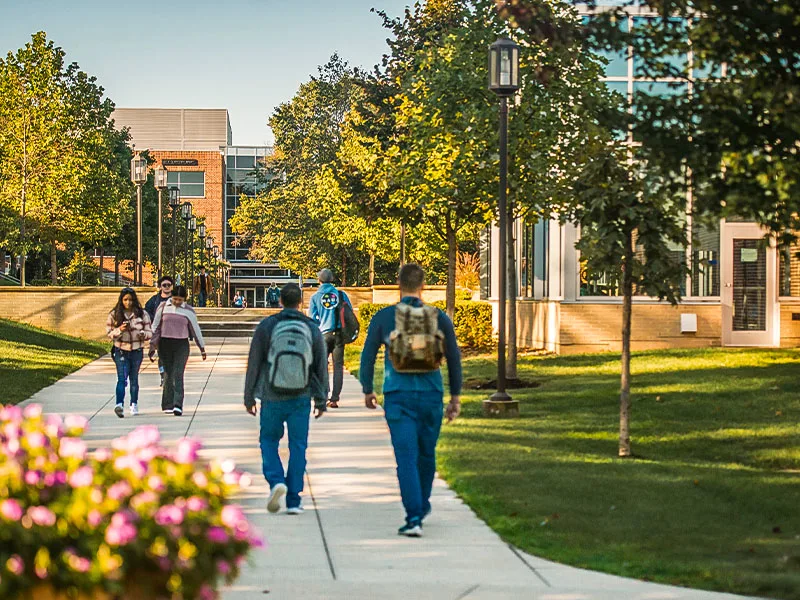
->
<box><xmin>0</xmin><ymin>403</ymin><xmax>262</xmax><ymax>599</ymax></box>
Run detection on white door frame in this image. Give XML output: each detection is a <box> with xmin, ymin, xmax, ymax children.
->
<box><xmin>720</xmin><ymin>221</ymin><xmax>779</xmax><ymax>347</ymax></box>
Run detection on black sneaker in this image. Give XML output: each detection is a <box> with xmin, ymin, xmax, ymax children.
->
<box><xmin>398</xmin><ymin>518</ymin><xmax>423</xmax><ymax>537</ymax></box>
<box><xmin>114</xmin><ymin>404</ymin><xmax>124</xmax><ymax>418</ymax></box>
<box><xmin>173</xmin><ymin>407</ymin><xmax>183</xmax><ymax>416</ymax></box>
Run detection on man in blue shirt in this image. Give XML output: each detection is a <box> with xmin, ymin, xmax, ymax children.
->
<box><xmin>309</xmin><ymin>268</ymin><xmax>352</xmax><ymax>408</ymax></box>
<box><xmin>360</xmin><ymin>263</ymin><xmax>462</xmax><ymax>537</ymax></box>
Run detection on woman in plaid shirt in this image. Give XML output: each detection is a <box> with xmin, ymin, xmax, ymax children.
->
<box><xmin>106</xmin><ymin>287</ymin><xmax>152</xmax><ymax>418</ymax></box>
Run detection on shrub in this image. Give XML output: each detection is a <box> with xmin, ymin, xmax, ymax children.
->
<box><xmin>431</xmin><ymin>301</ymin><xmax>494</xmax><ymax>349</ymax></box>
<box><xmin>0</xmin><ymin>404</ymin><xmax>262</xmax><ymax>600</ymax></box>
<box><xmin>356</xmin><ymin>303</ymin><xmax>390</xmax><ymax>328</ymax></box>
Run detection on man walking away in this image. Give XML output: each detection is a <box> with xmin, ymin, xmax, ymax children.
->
<box><xmin>309</xmin><ymin>268</ymin><xmax>352</xmax><ymax>408</ymax></box>
<box><xmin>244</xmin><ymin>283</ymin><xmax>328</xmax><ymax>515</ymax></box>
<box><xmin>193</xmin><ymin>266</ymin><xmax>213</xmax><ymax>308</ymax></box>
<box><xmin>267</xmin><ymin>282</ymin><xmax>281</xmax><ymax>308</ymax></box>
<box><xmin>145</xmin><ymin>276</ymin><xmax>174</xmax><ymax>386</ymax></box>
<box><xmin>360</xmin><ymin>263</ymin><xmax>462</xmax><ymax>537</ymax></box>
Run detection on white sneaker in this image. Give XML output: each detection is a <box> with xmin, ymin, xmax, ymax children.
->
<box><xmin>267</xmin><ymin>483</ymin><xmax>287</xmax><ymax>513</ymax></box>
<box><xmin>286</xmin><ymin>504</ymin><xmax>304</xmax><ymax>515</ymax></box>
<box><xmin>129</xmin><ymin>404</ymin><xmax>139</xmax><ymax>416</ymax></box>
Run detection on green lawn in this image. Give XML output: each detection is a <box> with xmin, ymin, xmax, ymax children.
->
<box><xmin>347</xmin><ymin>346</ymin><xmax>800</xmax><ymax>600</ymax></box>
<box><xmin>0</xmin><ymin>319</ymin><xmax>108</xmax><ymax>406</ymax></box>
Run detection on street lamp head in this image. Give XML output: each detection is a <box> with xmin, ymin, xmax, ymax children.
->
<box><xmin>189</xmin><ymin>216</ymin><xmax>197</xmax><ymax>232</ymax></box>
<box><xmin>488</xmin><ymin>37</ymin><xmax>520</xmax><ymax>97</ymax></box>
<box><xmin>205</xmin><ymin>236</ymin><xmax>214</xmax><ymax>250</ymax></box>
<box><xmin>198</xmin><ymin>223</ymin><xmax>206</xmax><ymax>239</ymax></box>
<box><xmin>154</xmin><ymin>166</ymin><xmax>168</xmax><ymax>190</ymax></box>
<box><xmin>130</xmin><ymin>153</ymin><xmax>148</xmax><ymax>185</ymax></box>
<box><xmin>181</xmin><ymin>202</ymin><xmax>192</xmax><ymax>221</ymax></box>
<box><xmin>213</xmin><ymin>245</ymin><xmax>219</xmax><ymax>258</ymax></box>
<box><xmin>168</xmin><ymin>186</ymin><xmax>181</xmax><ymax>207</ymax></box>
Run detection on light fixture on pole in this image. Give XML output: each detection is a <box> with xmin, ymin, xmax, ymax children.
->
<box><xmin>205</xmin><ymin>236</ymin><xmax>213</xmax><ymax>265</ymax></box>
<box><xmin>130</xmin><ymin>153</ymin><xmax>148</xmax><ymax>285</ymax></box>
<box><xmin>181</xmin><ymin>202</ymin><xmax>192</xmax><ymax>287</ymax></box>
<box><xmin>154</xmin><ymin>166</ymin><xmax>169</xmax><ymax>279</ymax></box>
<box><xmin>168</xmin><ymin>187</ymin><xmax>181</xmax><ymax>277</ymax></box>
<box><xmin>484</xmin><ymin>36</ymin><xmax>520</xmax><ymax>418</ymax></box>
<box><xmin>188</xmin><ymin>216</ymin><xmax>197</xmax><ymax>304</ymax></box>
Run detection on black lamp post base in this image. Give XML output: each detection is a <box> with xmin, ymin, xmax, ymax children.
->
<box><xmin>483</xmin><ymin>397</ymin><xmax>520</xmax><ymax>418</ymax></box>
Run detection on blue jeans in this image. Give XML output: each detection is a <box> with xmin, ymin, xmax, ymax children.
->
<box><xmin>113</xmin><ymin>348</ymin><xmax>143</xmax><ymax>406</ymax></box>
<box><xmin>259</xmin><ymin>397</ymin><xmax>311</xmax><ymax>509</ymax></box>
<box><xmin>384</xmin><ymin>391</ymin><xmax>444</xmax><ymax>522</ymax></box>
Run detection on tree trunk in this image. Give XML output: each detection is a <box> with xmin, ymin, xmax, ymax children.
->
<box><xmin>99</xmin><ymin>246</ymin><xmax>104</xmax><ymax>286</ymax></box>
<box><xmin>114</xmin><ymin>256</ymin><xmax>120</xmax><ymax>286</ymax></box>
<box><xmin>50</xmin><ymin>242</ymin><xmax>58</xmax><ymax>285</ymax></box>
<box><xmin>506</xmin><ymin>210</ymin><xmax>518</xmax><ymax>380</ymax></box>
<box><xmin>400</xmin><ymin>222</ymin><xmax>406</xmax><ymax>267</ymax></box>
<box><xmin>341</xmin><ymin>251</ymin><xmax>347</xmax><ymax>286</ymax></box>
<box><xmin>369</xmin><ymin>252</ymin><xmax>375</xmax><ymax>287</ymax></box>
<box><xmin>619</xmin><ymin>230</ymin><xmax>634</xmax><ymax>458</ymax></box>
<box><xmin>445</xmin><ymin>218</ymin><xmax>457</xmax><ymax>318</ymax></box>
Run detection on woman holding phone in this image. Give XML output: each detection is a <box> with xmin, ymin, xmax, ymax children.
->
<box><xmin>106</xmin><ymin>287</ymin><xmax>152</xmax><ymax>418</ymax></box>
<box><xmin>149</xmin><ymin>285</ymin><xmax>207</xmax><ymax>416</ymax></box>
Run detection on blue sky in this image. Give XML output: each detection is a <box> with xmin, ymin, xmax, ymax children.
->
<box><xmin>0</xmin><ymin>0</ymin><xmax>412</xmax><ymax>145</ymax></box>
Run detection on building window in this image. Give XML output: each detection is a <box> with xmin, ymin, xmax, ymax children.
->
<box><xmin>167</xmin><ymin>171</ymin><xmax>205</xmax><ymax>198</ymax></box>
<box><xmin>779</xmin><ymin>243</ymin><xmax>800</xmax><ymax>297</ymax></box>
<box><xmin>691</xmin><ymin>221</ymin><xmax>720</xmax><ymax>296</ymax></box>
<box><xmin>520</xmin><ymin>221</ymin><xmax>549</xmax><ymax>298</ymax></box>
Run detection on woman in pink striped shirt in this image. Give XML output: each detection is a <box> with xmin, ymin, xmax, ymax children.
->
<box><xmin>149</xmin><ymin>285</ymin><xmax>207</xmax><ymax>416</ymax></box>
<box><xmin>106</xmin><ymin>287</ymin><xmax>152</xmax><ymax>418</ymax></box>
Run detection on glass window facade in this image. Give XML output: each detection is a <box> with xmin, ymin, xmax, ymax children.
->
<box><xmin>167</xmin><ymin>171</ymin><xmax>205</xmax><ymax>198</ymax></box>
<box><xmin>520</xmin><ymin>221</ymin><xmax>549</xmax><ymax>298</ymax></box>
<box><xmin>224</xmin><ymin>146</ymin><xmax>272</xmax><ymax>261</ymax></box>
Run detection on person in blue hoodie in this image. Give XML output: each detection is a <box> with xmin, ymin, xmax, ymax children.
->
<box><xmin>309</xmin><ymin>268</ymin><xmax>352</xmax><ymax>408</ymax></box>
<box><xmin>360</xmin><ymin>263</ymin><xmax>462</xmax><ymax>537</ymax></box>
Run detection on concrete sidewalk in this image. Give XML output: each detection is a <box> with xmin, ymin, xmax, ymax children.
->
<box><xmin>19</xmin><ymin>339</ymin><xmax>756</xmax><ymax>600</ymax></box>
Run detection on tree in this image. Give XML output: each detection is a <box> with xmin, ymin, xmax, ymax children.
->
<box><xmin>0</xmin><ymin>32</ymin><xmax>131</xmax><ymax>285</ymax></box>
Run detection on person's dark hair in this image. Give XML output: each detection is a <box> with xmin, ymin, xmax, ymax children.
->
<box><xmin>199</xmin><ymin>265</ymin><xmax>205</xmax><ymax>271</ymax></box>
<box><xmin>112</xmin><ymin>287</ymin><xmax>144</xmax><ymax>326</ymax></box>
<box><xmin>280</xmin><ymin>283</ymin><xmax>302</xmax><ymax>309</ymax></box>
<box><xmin>172</xmin><ymin>285</ymin><xmax>188</xmax><ymax>299</ymax></box>
<box><xmin>157</xmin><ymin>275</ymin><xmax>174</xmax><ymax>286</ymax></box>
<box><xmin>398</xmin><ymin>263</ymin><xmax>425</xmax><ymax>293</ymax></box>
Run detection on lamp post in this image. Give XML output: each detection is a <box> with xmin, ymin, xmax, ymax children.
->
<box><xmin>484</xmin><ymin>37</ymin><xmax>520</xmax><ymax>418</ymax></box>
<box><xmin>169</xmin><ymin>187</ymin><xmax>181</xmax><ymax>277</ymax></box>
<box><xmin>130</xmin><ymin>153</ymin><xmax>147</xmax><ymax>285</ymax></box>
<box><xmin>197</xmin><ymin>224</ymin><xmax>206</xmax><ymax>306</ymax></box>
<box><xmin>213</xmin><ymin>245</ymin><xmax>221</xmax><ymax>306</ymax></box>
<box><xmin>154</xmin><ymin>166</ymin><xmax>169</xmax><ymax>279</ymax></box>
<box><xmin>181</xmin><ymin>202</ymin><xmax>192</xmax><ymax>287</ymax></box>
<box><xmin>188</xmin><ymin>216</ymin><xmax>197</xmax><ymax>304</ymax></box>
<box><xmin>205</xmin><ymin>236</ymin><xmax>213</xmax><ymax>266</ymax></box>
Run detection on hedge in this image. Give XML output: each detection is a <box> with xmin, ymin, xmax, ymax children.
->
<box><xmin>356</xmin><ymin>300</ymin><xmax>493</xmax><ymax>350</ymax></box>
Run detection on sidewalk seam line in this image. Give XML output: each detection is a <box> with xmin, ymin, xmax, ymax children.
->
<box><xmin>507</xmin><ymin>543</ymin><xmax>551</xmax><ymax>587</ymax></box>
<box><xmin>184</xmin><ymin>338</ymin><xmax>226</xmax><ymax>437</ymax></box>
<box><xmin>306</xmin><ymin>470</ymin><xmax>337</xmax><ymax>581</ymax></box>
<box><xmin>454</xmin><ymin>584</ymin><xmax>480</xmax><ymax>600</ymax></box>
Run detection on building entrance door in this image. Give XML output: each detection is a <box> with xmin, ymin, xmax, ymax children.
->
<box><xmin>238</xmin><ymin>288</ymin><xmax>255</xmax><ymax>308</ymax></box>
<box><xmin>721</xmin><ymin>222</ymin><xmax>778</xmax><ymax>346</ymax></box>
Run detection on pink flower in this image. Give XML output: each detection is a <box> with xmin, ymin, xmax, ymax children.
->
<box><xmin>0</xmin><ymin>499</ymin><xmax>23</xmax><ymax>521</ymax></box>
<box><xmin>64</xmin><ymin>414</ymin><xmax>89</xmax><ymax>432</ymax></box>
<box><xmin>0</xmin><ymin>405</ymin><xmax>23</xmax><ymax>423</ymax></box>
<box><xmin>192</xmin><ymin>472</ymin><xmax>208</xmax><ymax>488</ymax></box>
<box><xmin>186</xmin><ymin>496</ymin><xmax>208</xmax><ymax>512</ymax></box>
<box><xmin>24</xmin><ymin>470</ymin><xmax>41</xmax><ymax>485</ymax></box>
<box><xmin>26</xmin><ymin>431</ymin><xmax>47</xmax><ymax>449</ymax></box>
<box><xmin>175</xmin><ymin>438</ymin><xmax>202</xmax><ymax>464</ymax></box>
<box><xmin>216</xmin><ymin>560</ymin><xmax>231</xmax><ymax>576</ymax></box>
<box><xmin>120</xmin><ymin>425</ymin><xmax>160</xmax><ymax>452</ymax></box>
<box><xmin>108</xmin><ymin>481</ymin><xmax>133</xmax><ymax>501</ymax></box>
<box><xmin>94</xmin><ymin>448</ymin><xmax>112</xmax><ymax>461</ymax></box>
<box><xmin>249</xmin><ymin>533</ymin><xmax>265</xmax><ymax>548</ymax></box>
<box><xmin>69</xmin><ymin>466</ymin><xmax>94</xmax><ymax>488</ymax></box>
<box><xmin>42</xmin><ymin>473</ymin><xmax>56</xmax><ymax>487</ymax></box>
<box><xmin>69</xmin><ymin>556</ymin><xmax>91</xmax><ymax>573</ymax></box>
<box><xmin>23</xmin><ymin>404</ymin><xmax>43</xmax><ymax>419</ymax></box>
<box><xmin>3</xmin><ymin>422</ymin><xmax>21</xmax><ymax>439</ymax></box>
<box><xmin>87</xmin><ymin>510</ymin><xmax>104</xmax><ymax>528</ymax></box>
<box><xmin>54</xmin><ymin>470</ymin><xmax>68</xmax><ymax>485</ymax></box>
<box><xmin>6</xmin><ymin>554</ymin><xmax>24</xmax><ymax>575</ymax></box>
<box><xmin>206</xmin><ymin>526</ymin><xmax>228</xmax><ymax>544</ymax></box>
<box><xmin>27</xmin><ymin>506</ymin><xmax>56</xmax><ymax>527</ymax></box>
<box><xmin>105</xmin><ymin>522</ymin><xmax>137</xmax><ymax>546</ymax></box>
<box><xmin>220</xmin><ymin>505</ymin><xmax>245</xmax><ymax>530</ymax></box>
<box><xmin>131</xmin><ymin>491</ymin><xmax>158</xmax><ymax>510</ymax></box>
<box><xmin>198</xmin><ymin>583</ymin><xmax>217</xmax><ymax>600</ymax></box>
<box><xmin>154</xmin><ymin>505</ymin><xmax>184</xmax><ymax>526</ymax></box>
<box><xmin>113</xmin><ymin>456</ymin><xmax>147</xmax><ymax>478</ymax></box>
<box><xmin>147</xmin><ymin>475</ymin><xmax>165</xmax><ymax>492</ymax></box>
<box><xmin>59</xmin><ymin>437</ymin><xmax>87</xmax><ymax>459</ymax></box>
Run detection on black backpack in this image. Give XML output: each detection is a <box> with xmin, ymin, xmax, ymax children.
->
<box><xmin>336</xmin><ymin>291</ymin><xmax>360</xmax><ymax>344</ymax></box>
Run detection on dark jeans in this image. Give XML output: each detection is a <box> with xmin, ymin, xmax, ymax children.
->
<box><xmin>324</xmin><ymin>331</ymin><xmax>344</xmax><ymax>402</ymax></box>
<box><xmin>259</xmin><ymin>397</ymin><xmax>311</xmax><ymax>509</ymax></box>
<box><xmin>113</xmin><ymin>348</ymin><xmax>143</xmax><ymax>406</ymax></box>
<box><xmin>159</xmin><ymin>338</ymin><xmax>190</xmax><ymax>411</ymax></box>
<box><xmin>198</xmin><ymin>290</ymin><xmax>207</xmax><ymax>307</ymax></box>
<box><xmin>384</xmin><ymin>391</ymin><xmax>444</xmax><ymax>522</ymax></box>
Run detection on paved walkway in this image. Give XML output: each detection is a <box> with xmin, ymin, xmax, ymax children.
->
<box><xmin>20</xmin><ymin>339</ymin><xmax>755</xmax><ymax>600</ymax></box>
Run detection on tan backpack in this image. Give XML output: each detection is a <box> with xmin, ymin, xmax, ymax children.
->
<box><xmin>388</xmin><ymin>303</ymin><xmax>445</xmax><ymax>372</ymax></box>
